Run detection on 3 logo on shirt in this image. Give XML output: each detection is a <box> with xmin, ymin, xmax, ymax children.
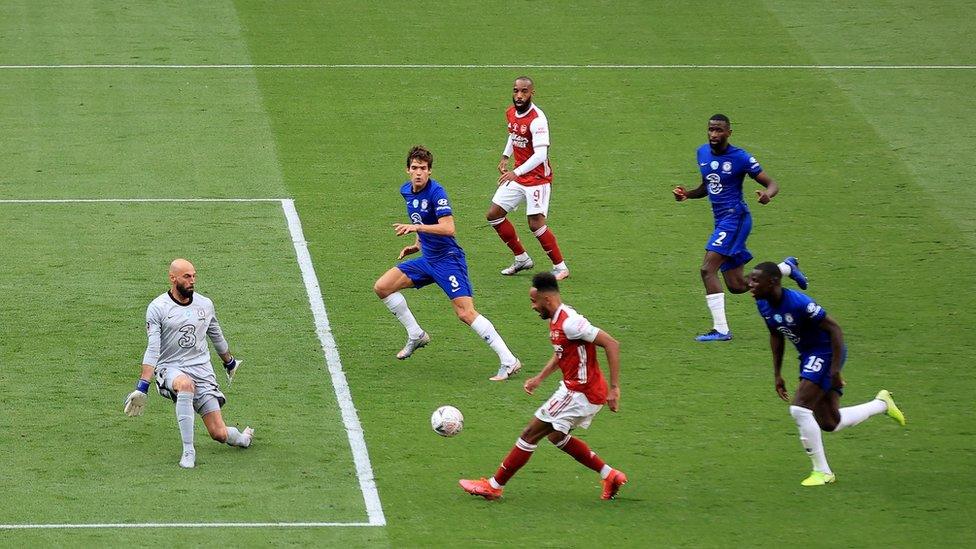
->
<box><xmin>706</xmin><ymin>173</ymin><xmax>723</xmax><ymax>194</ymax></box>
<box><xmin>411</xmin><ymin>212</ymin><xmax>423</xmax><ymax>223</ymax></box>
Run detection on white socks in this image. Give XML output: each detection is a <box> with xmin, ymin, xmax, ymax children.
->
<box><xmin>176</xmin><ymin>392</ymin><xmax>195</xmax><ymax>453</ymax></box>
<box><xmin>778</xmin><ymin>262</ymin><xmax>792</xmax><ymax>277</ymax></box>
<box><xmin>835</xmin><ymin>398</ymin><xmax>887</xmax><ymax>432</ymax></box>
<box><xmin>789</xmin><ymin>405</ymin><xmax>831</xmax><ymax>474</ymax></box>
<box><xmin>515</xmin><ymin>252</ymin><xmax>530</xmax><ymax>262</ymax></box>
<box><xmin>224</xmin><ymin>426</ymin><xmax>250</xmax><ymax>447</ymax></box>
<box><xmin>382</xmin><ymin>292</ymin><xmax>425</xmax><ymax>339</ymax></box>
<box><xmin>470</xmin><ymin>314</ymin><xmax>517</xmax><ymax>366</ymax></box>
<box><xmin>705</xmin><ymin>293</ymin><xmax>729</xmax><ymax>334</ymax></box>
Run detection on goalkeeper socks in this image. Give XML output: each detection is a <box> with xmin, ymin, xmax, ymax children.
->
<box><xmin>382</xmin><ymin>292</ymin><xmax>425</xmax><ymax>339</ymax></box>
<box><xmin>835</xmin><ymin>399</ymin><xmax>887</xmax><ymax>431</ymax></box>
<box><xmin>790</xmin><ymin>405</ymin><xmax>831</xmax><ymax>474</ymax></box>
<box><xmin>224</xmin><ymin>426</ymin><xmax>249</xmax><ymax>447</ymax></box>
<box><xmin>176</xmin><ymin>392</ymin><xmax>195</xmax><ymax>453</ymax></box>
<box><xmin>470</xmin><ymin>315</ymin><xmax>517</xmax><ymax>366</ymax></box>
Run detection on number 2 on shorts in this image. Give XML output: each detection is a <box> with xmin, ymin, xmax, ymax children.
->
<box><xmin>712</xmin><ymin>231</ymin><xmax>727</xmax><ymax>246</ymax></box>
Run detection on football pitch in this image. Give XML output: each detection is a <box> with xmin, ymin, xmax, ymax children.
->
<box><xmin>1</xmin><ymin>1</ymin><xmax>974</xmax><ymax>547</ymax></box>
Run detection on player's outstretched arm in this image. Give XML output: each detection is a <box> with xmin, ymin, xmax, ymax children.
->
<box><xmin>753</xmin><ymin>172</ymin><xmax>779</xmax><ymax>204</ymax></box>
<box><xmin>524</xmin><ymin>353</ymin><xmax>559</xmax><ymax>396</ymax></box>
<box><xmin>124</xmin><ymin>363</ymin><xmax>155</xmax><ymax>417</ymax></box>
<box><xmin>674</xmin><ymin>182</ymin><xmax>707</xmax><ymax>201</ymax></box>
<box><xmin>593</xmin><ymin>330</ymin><xmax>621</xmax><ymax>411</ymax></box>
<box><xmin>397</xmin><ymin>238</ymin><xmax>420</xmax><ymax>260</ymax></box>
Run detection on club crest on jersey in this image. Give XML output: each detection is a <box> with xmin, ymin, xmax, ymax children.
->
<box><xmin>421</xmin><ymin>199</ymin><xmax>428</xmax><ymax>210</ymax></box>
<box><xmin>710</xmin><ymin>160</ymin><xmax>719</xmax><ymax>170</ymax></box>
<box><xmin>520</xmin><ymin>124</ymin><xmax>527</xmax><ymax>133</ymax></box>
<box><xmin>722</xmin><ymin>161</ymin><xmax>732</xmax><ymax>172</ymax></box>
<box><xmin>784</xmin><ymin>313</ymin><xmax>794</xmax><ymax>323</ymax></box>
<box><xmin>410</xmin><ymin>212</ymin><xmax>423</xmax><ymax>223</ymax></box>
<box><xmin>196</xmin><ymin>308</ymin><xmax>206</xmax><ymax>319</ymax></box>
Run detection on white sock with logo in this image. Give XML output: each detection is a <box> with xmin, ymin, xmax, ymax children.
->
<box><xmin>705</xmin><ymin>293</ymin><xmax>729</xmax><ymax>334</ymax></box>
<box><xmin>382</xmin><ymin>292</ymin><xmax>425</xmax><ymax>339</ymax></box>
<box><xmin>790</xmin><ymin>405</ymin><xmax>831</xmax><ymax>474</ymax></box>
<box><xmin>176</xmin><ymin>392</ymin><xmax>195</xmax><ymax>453</ymax></box>
<box><xmin>834</xmin><ymin>398</ymin><xmax>887</xmax><ymax>431</ymax></box>
<box><xmin>470</xmin><ymin>315</ymin><xmax>517</xmax><ymax>366</ymax></box>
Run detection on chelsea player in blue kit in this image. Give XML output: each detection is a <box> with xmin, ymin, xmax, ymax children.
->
<box><xmin>749</xmin><ymin>262</ymin><xmax>906</xmax><ymax>486</ymax></box>
<box><xmin>673</xmin><ymin>114</ymin><xmax>808</xmax><ymax>342</ymax></box>
<box><xmin>373</xmin><ymin>146</ymin><xmax>522</xmax><ymax>381</ymax></box>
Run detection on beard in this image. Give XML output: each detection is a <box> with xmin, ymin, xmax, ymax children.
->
<box><xmin>512</xmin><ymin>97</ymin><xmax>531</xmax><ymax>114</ymax></box>
<box><xmin>174</xmin><ymin>284</ymin><xmax>194</xmax><ymax>300</ymax></box>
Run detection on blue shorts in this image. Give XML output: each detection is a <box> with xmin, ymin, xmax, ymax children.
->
<box><xmin>798</xmin><ymin>347</ymin><xmax>847</xmax><ymax>395</ymax></box>
<box><xmin>398</xmin><ymin>252</ymin><xmax>473</xmax><ymax>299</ymax></box>
<box><xmin>705</xmin><ymin>210</ymin><xmax>753</xmax><ymax>272</ymax></box>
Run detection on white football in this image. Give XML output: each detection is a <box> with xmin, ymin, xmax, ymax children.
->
<box><xmin>431</xmin><ymin>405</ymin><xmax>464</xmax><ymax>437</ymax></box>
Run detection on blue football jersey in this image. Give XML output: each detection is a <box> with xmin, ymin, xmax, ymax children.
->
<box><xmin>400</xmin><ymin>178</ymin><xmax>463</xmax><ymax>259</ymax></box>
<box><xmin>696</xmin><ymin>144</ymin><xmax>763</xmax><ymax>219</ymax></box>
<box><xmin>756</xmin><ymin>289</ymin><xmax>832</xmax><ymax>354</ymax></box>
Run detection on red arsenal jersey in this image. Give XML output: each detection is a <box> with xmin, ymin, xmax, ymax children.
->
<box><xmin>506</xmin><ymin>104</ymin><xmax>552</xmax><ymax>186</ymax></box>
<box><xmin>549</xmin><ymin>304</ymin><xmax>606</xmax><ymax>404</ymax></box>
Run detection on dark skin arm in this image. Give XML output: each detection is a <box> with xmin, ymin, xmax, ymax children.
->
<box><xmin>674</xmin><ymin>170</ymin><xmax>780</xmax><ymax>203</ymax></box>
<box><xmin>818</xmin><ymin>314</ymin><xmax>845</xmax><ymax>390</ymax></box>
<box><xmin>770</xmin><ymin>329</ymin><xmax>789</xmax><ymax>401</ymax></box>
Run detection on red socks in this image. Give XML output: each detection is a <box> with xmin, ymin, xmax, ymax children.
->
<box><xmin>555</xmin><ymin>435</ymin><xmax>606</xmax><ymax>473</ymax></box>
<box><xmin>489</xmin><ymin>218</ymin><xmax>526</xmax><ymax>255</ymax></box>
<box><xmin>533</xmin><ymin>225</ymin><xmax>563</xmax><ymax>264</ymax></box>
<box><xmin>493</xmin><ymin>438</ymin><xmax>537</xmax><ymax>486</ymax></box>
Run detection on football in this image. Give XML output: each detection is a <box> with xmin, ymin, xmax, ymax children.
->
<box><xmin>430</xmin><ymin>405</ymin><xmax>464</xmax><ymax>437</ymax></box>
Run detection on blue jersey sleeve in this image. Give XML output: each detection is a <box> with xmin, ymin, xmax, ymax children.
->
<box><xmin>796</xmin><ymin>294</ymin><xmax>826</xmax><ymax>323</ymax></box>
<box><xmin>741</xmin><ymin>149</ymin><xmax>763</xmax><ymax>177</ymax></box>
<box><xmin>431</xmin><ymin>186</ymin><xmax>453</xmax><ymax>218</ymax></box>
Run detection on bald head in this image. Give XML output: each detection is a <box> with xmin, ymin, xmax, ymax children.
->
<box><xmin>169</xmin><ymin>258</ymin><xmax>194</xmax><ymax>275</ymax></box>
<box><xmin>168</xmin><ymin>258</ymin><xmax>196</xmax><ymax>301</ymax></box>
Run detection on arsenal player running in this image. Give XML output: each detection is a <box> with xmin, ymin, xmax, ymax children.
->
<box><xmin>487</xmin><ymin>76</ymin><xmax>570</xmax><ymax>280</ymax></box>
<box><xmin>459</xmin><ymin>272</ymin><xmax>627</xmax><ymax>500</ymax></box>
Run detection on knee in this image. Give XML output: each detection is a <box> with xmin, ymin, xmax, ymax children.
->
<box><xmin>456</xmin><ymin>308</ymin><xmax>477</xmax><ymax>325</ymax></box>
<box><xmin>373</xmin><ymin>280</ymin><xmax>390</xmax><ymax>299</ymax></box>
<box><xmin>547</xmin><ymin>431</ymin><xmax>568</xmax><ymax>446</ymax></box>
<box><xmin>209</xmin><ymin>425</ymin><xmax>228</xmax><ymax>443</ymax></box>
<box><xmin>699</xmin><ymin>266</ymin><xmax>714</xmax><ymax>280</ymax></box>
<box><xmin>173</xmin><ymin>377</ymin><xmax>195</xmax><ymax>393</ymax></box>
<box><xmin>727</xmin><ymin>282</ymin><xmax>748</xmax><ymax>294</ymax></box>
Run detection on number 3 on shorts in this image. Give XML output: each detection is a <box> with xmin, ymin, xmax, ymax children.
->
<box><xmin>448</xmin><ymin>275</ymin><xmax>459</xmax><ymax>289</ymax></box>
<box><xmin>712</xmin><ymin>231</ymin><xmax>727</xmax><ymax>246</ymax></box>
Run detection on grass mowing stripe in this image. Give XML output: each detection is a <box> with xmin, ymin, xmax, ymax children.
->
<box><xmin>0</xmin><ymin>64</ymin><xmax>974</xmax><ymax>70</ymax></box>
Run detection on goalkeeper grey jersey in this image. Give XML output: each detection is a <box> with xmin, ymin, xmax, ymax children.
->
<box><xmin>142</xmin><ymin>291</ymin><xmax>229</xmax><ymax>376</ymax></box>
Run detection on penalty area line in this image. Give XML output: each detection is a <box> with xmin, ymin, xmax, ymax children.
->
<box><xmin>280</xmin><ymin>199</ymin><xmax>386</xmax><ymax>527</ymax></box>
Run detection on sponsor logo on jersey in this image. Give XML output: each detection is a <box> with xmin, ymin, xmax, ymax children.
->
<box><xmin>722</xmin><ymin>161</ymin><xmax>732</xmax><ymax>172</ymax></box>
<box><xmin>710</xmin><ymin>160</ymin><xmax>720</xmax><ymax>170</ymax></box>
<box><xmin>777</xmin><ymin>326</ymin><xmax>801</xmax><ymax>344</ymax></box>
<box><xmin>437</xmin><ymin>198</ymin><xmax>448</xmax><ymax>206</ymax></box>
<box><xmin>706</xmin><ymin>173</ymin><xmax>722</xmax><ymax>194</ymax></box>
<box><xmin>806</xmin><ymin>302</ymin><xmax>823</xmax><ymax>317</ymax></box>
<box><xmin>749</xmin><ymin>156</ymin><xmax>757</xmax><ymax>163</ymax></box>
<box><xmin>410</xmin><ymin>212</ymin><xmax>423</xmax><ymax>223</ymax></box>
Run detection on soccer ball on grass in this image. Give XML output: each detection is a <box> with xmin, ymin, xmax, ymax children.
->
<box><xmin>431</xmin><ymin>405</ymin><xmax>464</xmax><ymax>437</ymax></box>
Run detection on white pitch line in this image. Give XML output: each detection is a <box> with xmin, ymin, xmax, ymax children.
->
<box><xmin>281</xmin><ymin>198</ymin><xmax>386</xmax><ymax>527</ymax></box>
<box><xmin>0</xmin><ymin>522</ymin><xmax>374</xmax><ymax>529</ymax></box>
<box><xmin>0</xmin><ymin>63</ymin><xmax>973</xmax><ymax>70</ymax></box>
<box><xmin>0</xmin><ymin>198</ymin><xmax>286</xmax><ymax>203</ymax></box>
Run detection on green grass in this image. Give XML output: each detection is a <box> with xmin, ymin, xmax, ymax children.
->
<box><xmin>0</xmin><ymin>1</ymin><xmax>974</xmax><ymax>547</ymax></box>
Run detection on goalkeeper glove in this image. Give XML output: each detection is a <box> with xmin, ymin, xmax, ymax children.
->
<box><xmin>124</xmin><ymin>379</ymin><xmax>150</xmax><ymax>417</ymax></box>
<box><xmin>224</xmin><ymin>356</ymin><xmax>242</xmax><ymax>386</ymax></box>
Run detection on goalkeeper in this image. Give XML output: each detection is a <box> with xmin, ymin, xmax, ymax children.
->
<box><xmin>124</xmin><ymin>258</ymin><xmax>254</xmax><ymax>468</ymax></box>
